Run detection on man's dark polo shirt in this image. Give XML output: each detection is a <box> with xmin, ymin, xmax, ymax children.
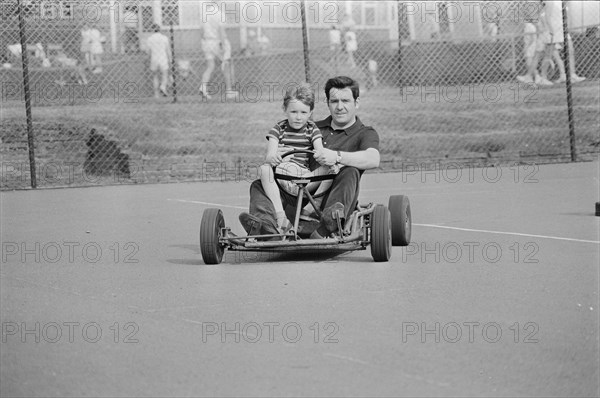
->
<box><xmin>309</xmin><ymin>115</ymin><xmax>380</xmax><ymax>171</ymax></box>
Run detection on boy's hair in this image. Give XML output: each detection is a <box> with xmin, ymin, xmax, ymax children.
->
<box><xmin>324</xmin><ymin>76</ymin><xmax>359</xmax><ymax>101</ymax></box>
<box><xmin>283</xmin><ymin>83</ymin><xmax>315</xmax><ymax>111</ymax></box>
<box><xmin>152</xmin><ymin>23</ymin><xmax>161</xmax><ymax>32</ymax></box>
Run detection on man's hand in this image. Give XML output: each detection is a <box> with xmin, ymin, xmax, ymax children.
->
<box><xmin>313</xmin><ymin>148</ymin><xmax>337</xmax><ymax>166</ymax></box>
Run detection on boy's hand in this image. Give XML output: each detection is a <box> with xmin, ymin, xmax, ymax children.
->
<box><xmin>265</xmin><ymin>151</ymin><xmax>282</xmax><ymax>166</ymax></box>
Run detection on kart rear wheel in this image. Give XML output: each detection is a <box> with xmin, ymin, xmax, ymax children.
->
<box><xmin>370</xmin><ymin>204</ymin><xmax>392</xmax><ymax>262</ymax></box>
<box><xmin>388</xmin><ymin>195</ymin><xmax>411</xmax><ymax>246</ymax></box>
<box><xmin>200</xmin><ymin>208</ymin><xmax>225</xmax><ymax>264</ymax></box>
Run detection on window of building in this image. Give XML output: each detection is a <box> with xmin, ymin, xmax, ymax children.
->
<box><xmin>141</xmin><ymin>5</ymin><xmax>154</xmax><ymax>32</ymax></box>
<box><xmin>364</xmin><ymin>5</ymin><xmax>376</xmax><ymax>26</ymax></box>
<box><xmin>438</xmin><ymin>2</ymin><xmax>451</xmax><ymax>35</ymax></box>
<box><xmin>396</xmin><ymin>2</ymin><xmax>412</xmax><ymax>41</ymax></box>
<box><xmin>161</xmin><ymin>0</ymin><xmax>179</xmax><ymax>26</ymax></box>
<box><xmin>351</xmin><ymin>4</ymin><xmax>362</xmax><ymax>26</ymax></box>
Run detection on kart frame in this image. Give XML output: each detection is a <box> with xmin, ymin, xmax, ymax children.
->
<box><xmin>200</xmin><ymin>150</ymin><xmax>411</xmax><ymax>264</ymax></box>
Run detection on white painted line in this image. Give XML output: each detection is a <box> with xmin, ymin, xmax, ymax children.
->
<box><xmin>168</xmin><ymin>198</ymin><xmax>246</xmax><ymax>210</ymax></box>
<box><xmin>414</xmin><ymin>223</ymin><xmax>600</xmax><ymax>244</ymax></box>
<box><xmin>169</xmin><ymin>198</ymin><xmax>599</xmax><ymax>244</ymax></box>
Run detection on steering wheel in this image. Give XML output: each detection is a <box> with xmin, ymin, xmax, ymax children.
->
<box><xmin>273</xmin><ymin>149</ymin><xmax>337</xmax><ymax>198</ymax></box>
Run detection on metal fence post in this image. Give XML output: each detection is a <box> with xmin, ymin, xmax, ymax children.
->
<box><xmin>300</xmin><ymin>0</ymin><xmax>310</xmax><ymax>83</ymax></box>
<box><xmin>17</xmin><ymin>0</ymin><xmax>36</xmax><ymax>188</ymax></box>
<box><xmin>170</xmin><ymin>22</ymin><xmax>177</xmax><ymax>103</ymax></box>
<box><xmin>561</xmin><ymin>0</ymin><xmax>577</xmax><ymax>161</ymax></box>
<box><xmin>397</xmin><ymin>0</ymin><xmax>404</xmax><ymax>95</ymax></box>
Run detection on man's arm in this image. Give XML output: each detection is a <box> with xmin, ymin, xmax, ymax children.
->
<box><xmin>314</xmin><ymin>147</ymin><xmax>380</xmax><ymax>170</ymax></box>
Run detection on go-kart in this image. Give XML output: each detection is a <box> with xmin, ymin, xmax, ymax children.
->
<box><xmin>199</xmin><ymin>149</ymin><xmax>411</xmax><ymax>264</ymax></box>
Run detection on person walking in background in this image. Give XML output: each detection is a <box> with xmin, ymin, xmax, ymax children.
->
<box><xmin>80</xmin><ymin>24</ymin><xmax>92</xmax><ymax>70</ymax></box>
<box><xmin>328</xmin><ymin>25</ymin><xmax>342</xmax><ymax>67</ymax></box>
<box><xmin>344</xmin><ymin>27</ymin><xmax>358</xmax><ymax>68</ymax></box>
<box><xmin>146</xmin><ymin>23</ymin><xmax>172</xmax><ymax>98</ymax></box>
<box><xmin>539</xmin><ymin>0</ymin><xmax>585</xmax><ymax>83</ymax></box>
<box><xmin>199</xmin><ymin>5</ymin><xmax>228</xmax><ymax>99</ymax></box>
<box><xmin>517</xmin><ymin>13</ymin><xmax>553</xmax><ymax>86</ymax></box>
<box><xmin>88</xmin><ymin>24</ymin><xmax>104</xmax><ymax>74</ymax></box>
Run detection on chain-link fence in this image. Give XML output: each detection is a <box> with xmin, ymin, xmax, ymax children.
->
<box><xmin>1</xmin><ymin>0</ymin><xmax>599</xmax><ymax>189</ymax></box>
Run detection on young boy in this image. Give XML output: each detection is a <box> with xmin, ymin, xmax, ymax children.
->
<box><xmin>260</xmin><ymin>83</ymin><xmax>337</xmax><ymax>233</ymax></box>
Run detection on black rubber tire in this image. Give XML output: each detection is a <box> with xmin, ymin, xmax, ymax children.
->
<box><xmin>200</xmin><ymin>208</ymin><xmax>225</xmax><ymax>264</ymax></box>
<box><xmin>388</xmin><ymin>195</ymin><xmax>411</xmax><ymax>246</ymax></box>
<box><xmin>370</xmin><ymin>205</ymin><xmax>392</xmax><ymax>262</ymax></box>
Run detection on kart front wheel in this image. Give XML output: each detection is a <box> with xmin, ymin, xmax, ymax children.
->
<box><xmin>370</xmin><ymin>205</ymin><xmax>392</xmax><ymax>262</ymax></box>
<box><xmin>388</xmin><ymin>195</ymin><xmax>411</xmax><ymax>246</ymax></box>
<box><xmin>200</xmin><ymin>208</ymin><xmax>225</xmax><ymax>264</ymax></box>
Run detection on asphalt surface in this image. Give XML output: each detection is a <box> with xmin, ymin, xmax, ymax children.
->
<box><xmin>1</xmin><ymin>161</ymin><xmax>599</xmax><ymax>397</ymax></box>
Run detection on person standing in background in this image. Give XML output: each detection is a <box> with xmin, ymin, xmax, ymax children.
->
<box><xmin>540</xmin><ymin>0</ymin><xmax>585</xmax><ymax>83</ymax></box>
<box><xmin>88</xmin><ymin>24</ymin><xmax>104</xmax><ymax>74</ymax></box>
<box><xmin>344</xmin><ymin>27</ymin><xmax>358</xmax><ymax>68</ymax></box>
<box><xmin>199</xmin><ymin>5</ymin><xmax>229</xmax><ymax>99</ymax></box>
<box><xmin>146</xmin><ymin>23</ymin><xmax>172</xmax><ymax>98</ymax></box>
<box><xmin>517</xmin><ymin>12</ymin><xmax>553</xmax><ymax>86</ymax></box>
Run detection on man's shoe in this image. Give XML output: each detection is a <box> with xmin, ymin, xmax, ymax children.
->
<box><xmin>309</xmin><ymin>230</ymin><xmax>324</xmax><ymax>239</ymax></box>
<box><xmin>571</xmin><ymin>75</ymin><xmax>586</xmax><ymax>83</ymax></box>
<box><xmin>239</xmin><ymin>212</ymin><xmax>262</xmax><ymax>235</ymax></box>
<box><xmin>537</xmin><ymin>77</ymin><xmax>553</xmax><ymax>86</ymax></box>
<box><xmin>321</xmin><ymin>202</ymin><xmax>345</xmax><ymax>234</ymax></box>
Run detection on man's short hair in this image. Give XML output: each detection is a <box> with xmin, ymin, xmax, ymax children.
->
<box><xmin>324</xmin><ymin>76</ymin><xmax>359</xmax><ymax>101</ymax></box>
<box><xmin>152</xmin><ymin>23</ymin><xmax>161</xmax><ymax>32</ymax></box>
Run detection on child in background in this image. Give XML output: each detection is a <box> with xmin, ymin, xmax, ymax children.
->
<box><xmin>260</xmin><ymin>83</ymin><xmax>337</xmax><ymax>233</ymax></box>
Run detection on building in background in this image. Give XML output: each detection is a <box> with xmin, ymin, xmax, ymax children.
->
<box><xmin>10</xmin><ymin>0</ymin><xmax>600</xmax><ymax>55</ymax></box>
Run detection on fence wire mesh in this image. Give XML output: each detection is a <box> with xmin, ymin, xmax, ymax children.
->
<box><xmin>1</xmin><ymin>0</ymin><xmax>599</xmax><ymax>189</ymax></box>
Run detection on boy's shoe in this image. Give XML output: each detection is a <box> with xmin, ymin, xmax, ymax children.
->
<box><xmin>278</xmin><ymin>218</ymin><xmax>293</xmax><ymax>234</ymax></box>
<box><xmin>571</xmin><ymin>75</ymin><xmax>586</xmax><ymax>83</ymax></box>
<box><xmin>160</xmin><ymin>87</ymin><xmax>168</xmax><ymax>97</ymax></box>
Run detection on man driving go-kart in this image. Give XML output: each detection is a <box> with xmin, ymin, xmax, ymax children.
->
<box><xmin>200</xmin><ymin>76</ymin><xmax>411</xmax><ymax>264</ymax></box>
<box><xmin>239</xmin><ymin>76</ymin><xmax>380</xmax><ymax>239</ymax></box>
